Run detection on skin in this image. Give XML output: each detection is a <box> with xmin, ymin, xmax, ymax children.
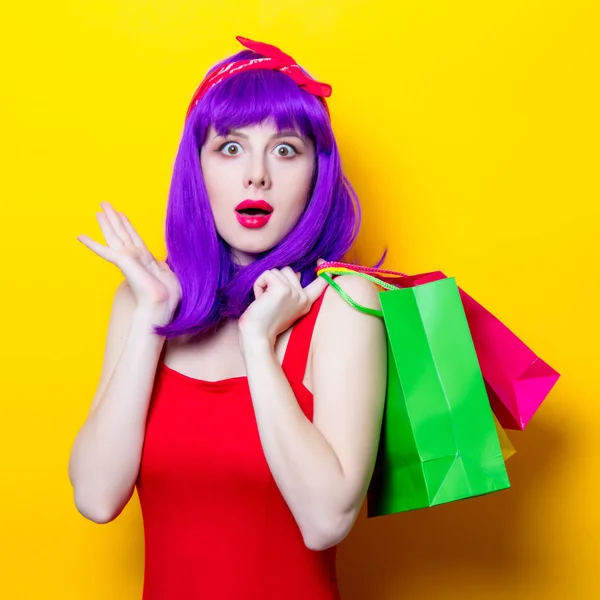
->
<box><xmin>199</xmin><ymin>121</ymin><xmax>332</xmax><ymax>343</ymax></box>
<box><xmin>204</xmin><ymin>121</ymin><xmax>389</xmax><ymax>546</ymax></box>
<box><xmin>69</xmin><ymin>120</ymin><xmax>387</xmax><ymax>552</ymax></box>
<box><xmin>201</xmin><ymin>120</ymin><xmax>316</xmax><ymax>264</ymax></box>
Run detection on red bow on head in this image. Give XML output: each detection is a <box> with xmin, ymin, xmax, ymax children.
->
<box><xmin>185</xmin><ymin>36</ymin><xmax>332</xmax><ymax>121</ymax></box>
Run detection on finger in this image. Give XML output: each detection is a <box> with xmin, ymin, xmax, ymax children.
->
<box><xmin>119</xmin><ymin>212</ymin><xmax>153</xmax><ymax>254</ymax></box>
<box><xmin>269</xmin><ymin>269</ymin><xmax>289</xmax><ymax>286</ymax></box>
<box><xmin>76</xmin><ymin>234</ymin><xmax>118</xmax><ymax>264</ymax></box>
<box><xmin>280</xmin><ymin>267</ymin><xmax>302</xmax><ymax>291</ymax></box>
<box><xmin>268</xmin><ymin>269</ymin><xmax>295</xmax><ymax>293</ymax></box>
<box><xmin>316</xmin><ymin>258</ymin><xmax>327</xmax><ymax>268</ymax></box>
<box><xmin>253</xmin><ymin>270</ymin><xmax>280</xmax><ymax>298</ymax></box>
<box><xmin>100</xmin><ymin>202</ymin><xmax>133</xmax><ymax>246</ymax></box>
<box><xmin>96</xmin><ymin>212</ymin><xmax>124</xmax><ymax>249</ymax></box>
<box><xmin>303</xmin><ymin>273</ymin><xmax>330</xmax><ymax>303</ymax></box>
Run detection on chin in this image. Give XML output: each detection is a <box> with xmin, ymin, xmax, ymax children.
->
<box><xmin>223</xmin><ymin>235</ymin><xmax>280</xmax><ymax>260</ymax></box>
<box><xmin>218</xmin><ymin>210</ymin><xmax>305</xmax><ymax>259</ymax></box>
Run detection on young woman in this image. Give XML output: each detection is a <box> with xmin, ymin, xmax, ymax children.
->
<box><xmin>68</xmin><ymin>36</ymin><xmax>388</xmax><ymax>599</ymax></box>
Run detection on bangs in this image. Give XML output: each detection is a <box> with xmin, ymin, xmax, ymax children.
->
<box><xmin>195</xmin><ymin>69</ymin><xmax>332</xmax><ymax>151</ymax></box>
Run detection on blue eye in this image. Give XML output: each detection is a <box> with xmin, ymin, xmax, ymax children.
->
<box><xmin>219</xmin><ymin>141</ymin><xmax>243</xmax><ymax>156</ymax></box>
<box><xmin>273</xmin><ymin>143</ymin><xmax>298</xmax><ymax>157</ymax></box>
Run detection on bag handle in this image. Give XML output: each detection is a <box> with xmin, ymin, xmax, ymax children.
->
<box><xmin>317</xmin><ymin>268</ymin><xmax>401</xmax><ymax>318</ymax></box>
<box><xmin>319</xmin><ymin>261</ymin><xmax>409</xmax><ymax>278</ymax></box>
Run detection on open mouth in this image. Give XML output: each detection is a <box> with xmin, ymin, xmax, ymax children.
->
<box><xmin>235</xmin><ymin>201</ymin><xmax>274</xmax><ymax>229</ymax></box>
<box><xmin>236</xmin><ymin>208</ymin><xmax>272</xmax><ymax>216</ymax></box>
<box><xmin>235</xmin><ymin>199</ymin><xmax>274</xmax><ymax>214</ymax></box>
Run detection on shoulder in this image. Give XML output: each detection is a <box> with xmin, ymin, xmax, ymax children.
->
<box><xmin>310</xmin><ymin>274</ymin><xmax>387</xmax><ymax>428</ymax></box>
<box><xmin>319</xmin><ymin>273</ymin><xmax>382</xmax><ymax>316</ymax></box>
<box><xmin>312</xmin><ymin>274</ymin><xmax>384</xmax><ymax>353</ymax></box>
<box><xmin>87</xmin><ymin>279</ymin><xmax>136</xmax><ymax>414</ymax></box>
<box><xmin>114</xmin><ymin>278</ymin><xmax>135</xmax><ymax>302</ymax></box>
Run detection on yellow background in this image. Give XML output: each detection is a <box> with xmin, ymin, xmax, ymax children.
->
<box><xmin>1</xmin><ymin>1</ymin><xmax>598</xmax><ymax>598</ymax></box>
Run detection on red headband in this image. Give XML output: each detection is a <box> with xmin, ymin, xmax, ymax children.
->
<box><xmin>185</xmin><ymin>36</ymin><xmax>332</xmax><ymax>122</ymax></box>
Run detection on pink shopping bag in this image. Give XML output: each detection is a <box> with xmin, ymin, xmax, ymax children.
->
<box><xmin>320</xmin><ymin>262</ymin><xmax>560</xmax><ymax>430</ymax></box>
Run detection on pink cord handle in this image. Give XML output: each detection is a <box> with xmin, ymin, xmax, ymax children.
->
<box><xmin>318</xmin><ymin>261</ymin><xmax>409</xmax><ymax>278</ymax></box>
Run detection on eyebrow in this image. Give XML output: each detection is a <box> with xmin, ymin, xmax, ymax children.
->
<box><xmin>216</xmin><ymin>129</ymin><xmax>307</xmax><ymax>142</ymax></box>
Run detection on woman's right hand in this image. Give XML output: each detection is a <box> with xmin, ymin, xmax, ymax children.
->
<box><xmin>77</xmin><ymin>202</ymin><xmax>182</xmax><ymax>325</ymax></box>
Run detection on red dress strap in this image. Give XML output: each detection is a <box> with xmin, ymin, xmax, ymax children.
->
<box><xmin>282</xmin><ymin>290</ymin><xmax>327</xmax><ymax>383</ymax></box>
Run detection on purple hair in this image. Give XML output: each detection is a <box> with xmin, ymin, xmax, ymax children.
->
<box><xmin>154</xmin><ymin>49</ymin><xmax>384</xmax><ymax>339</ymax></box>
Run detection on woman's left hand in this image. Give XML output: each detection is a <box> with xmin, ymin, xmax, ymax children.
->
<box><xmin>239</xmin><ymin>259</ymin><xmax>329</xmax><ymax>347</ymax></box>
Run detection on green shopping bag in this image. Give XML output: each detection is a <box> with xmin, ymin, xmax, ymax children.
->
<box><xmin>318</xmin><ymin>269</ymin><xmax>511</xmax><ymax>517</ymax></box>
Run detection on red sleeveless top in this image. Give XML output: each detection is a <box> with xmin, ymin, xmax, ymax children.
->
<box><xmin>136</xmin><ymin>291</ymin><xmax>339</xmax><ymax>599</ymax></box>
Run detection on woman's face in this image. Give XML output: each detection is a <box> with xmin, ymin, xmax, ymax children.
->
<box><xmin>200</xmin><ymin>120</ymin><xmax>316</xmax><ymax>265</ymax></box>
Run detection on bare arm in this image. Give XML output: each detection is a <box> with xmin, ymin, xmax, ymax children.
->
<box><xmin>68</xmin><ymin>202</ymin><xmax>181</xmax><ymax>524</ymax></box>
<box><xmin>68</xmin><ymin>282</ymin><xmax>170</xmax><ymax>523</ymax></box>
<box><xmin>239</xmin><ymin>273</ymin><xmax>387</xmax><ymax>550</ymax></box>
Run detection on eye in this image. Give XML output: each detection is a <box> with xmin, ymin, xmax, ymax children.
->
<box><xmin>273</xmin><ymin>143</ymin><xmax>298</xmax><ymax>158</ymax></box>
<box><xmin>219</xmin><ymin>141</ymin><xmax>243</xmax><ymax>156</ymax></box>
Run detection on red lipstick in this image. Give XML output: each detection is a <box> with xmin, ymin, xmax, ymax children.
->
<box><xmin>235</xmin><ymin>199</ymin><xmax>274</xmax><ymax>229</ymax></box>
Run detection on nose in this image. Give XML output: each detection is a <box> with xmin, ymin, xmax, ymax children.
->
<box><xmin>244</xmin><ymin>154</ymin><xmax>271</xmax><ymax>190</ymax></box>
